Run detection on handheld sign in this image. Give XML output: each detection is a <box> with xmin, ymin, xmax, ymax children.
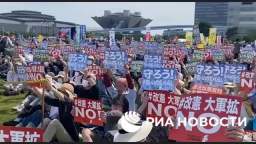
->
<box><xmin>68</xmin><ymin>54</ymin><xmax>88</xmax><ymax>71</ymax></box>
<box><xmin>0</xmin><ymin>126</ymin><xmax>44</xmax><ymax>142</ymax></box>
<box><xmin>142</xmin><ymin>68</ymin><xmax>177</xmax><ymax>91</ymax></box>
<box><xmin>103</xmin><ymin>50</ymin><xmax>128</xmax><ymax>72</ymax></box>
<box><xmin>169</xmin><ymin>93</ymin><xmax>243</xmax><ymax>142</ymax></box>
<box><xmin>34</xmin><ymin>49</ymin><xmax>49</xmax><ymax>62</ymax></box>
<box><xmin>74</xmin><ymin>98</ymin><xmax>106</xmax><ymax>126</ymax></box>
<box><xmin>146</xmin><ymin>90</ymin><xmax>180</xmax><ymax>123</ymax></box>
<box><xmin>144</xmin><ymin>55</ymin><xmax>163</xmax><ymax>69</ymax></box>
<box><xmin>240</xmin><ymin>71</ymin><xmax>256</xmax><ymax>93</ymax></box>
<box><xmin>87</xmin><ymin>65</ymin><xmax>104</xmax><ymax>80</ymax></box>
<box><xmin>194</xmin><ymin>64</ymin><xmax>247</xmax><ymax>86</ymax></box>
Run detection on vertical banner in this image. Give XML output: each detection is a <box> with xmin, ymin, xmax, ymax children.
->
<box><xmin>216</xmin><ymin>36</ymin><xmax>222</xmax><ymax>46</ymax></box>
<box><xmin>145</xmin><ymin>27</ymin><xmax>151</xmax><ymax>42</ymax></box>
<box><xmin>193</xmin><ymin>25</ymin><xmax>201</xmax><ymax>44</ymax></box>
<box><xmin>80</xmin><ymin>25</ymin><xmax>86</xmax><ymax>42</ymax></box>
<box><xmin>75</xmin><ymin>25</ymin><xmax>81</xmax><ymax>44</ymax></box>
<box><xmin>109</xmin><ymin>31</ymin><xmax>116</xmax><ymax>46</ymax></box>
<box><xmin>208</xmin><ymin>28</ymin><xmax>217</xmax><ymax>46</ymax></box>
<box><xmin>185</xmin><ymin>32</ymin><xmax>193</xmax><ymax>46</ymax></box>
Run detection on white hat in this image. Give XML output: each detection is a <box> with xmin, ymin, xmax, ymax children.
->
<box><xmin>113</xmin><ymin>111</ymin><xmax>153</xmax><ymax>142</ymax></box>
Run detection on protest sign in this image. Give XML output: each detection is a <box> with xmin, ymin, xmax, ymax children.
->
<box><xmin>144</xmin><ymin>54</ymin><xmax>163</xmax><ymax>69</ymax></box>
<box><xmin>211</xmin><ymin>49</ymin><xmax>224</xmax><ymax>61</ymax></box>
<box><xmin>103</xmin><ymin>51</ymin><xmax>128</xmax><ymax>72</ymax></box>
<box><xmin>194</xmin><ymin>64</ymin><xmax>247</xmax><ymax>86</ymax></box>
<box><xmin>74</xmin><ymin>98</ymin><xmax>106</xmax><ymax>126</ymax></box>
<box><xmin>169</xmin><ymin>93</ymin><xmax>243</xmax><ymax>142</ymax></box>
<box><xmin>192</xmin><ymin>50</ymin><xmax>204</xmax><ymax>62</ymax></box>
<box><xmin>16</xmin><ymin>65</ymin><xmax>27</xmax><ymax>81</ymax></box>
<box><xmin>25</xmin><ymin>64</ymin><xmax>46</xmax><ymax>87</ymax></box>
<box><xmin>185</xmin><ymin>62</ymin><xmax>199</xmax><ymax>75</ymax></box>
<box><xmin>82</xmin><ymin>48</ymin><xmax>104</xmax><ymax>60</ymax></box>
<box><xmin>34</xmin><ymin>49</ymin><xmax>49</xmax><ymax>62</ymax></box>
<box><xmin>87</xmin><ymin>65</ymin><xmax>104</xmax><ymax>80</ymax></box>
<box><xmin>191</xmin><ymin>84</ymin><xmax>223</xmax><ymax>95</ymax></box>
<box><xmin>240</xmin><ymin>71</ymin><xmax>256</xmax><ymax>93</ymax></box>
<box><xmin>146</xmin><ymin>90</ymin><xmax>180</xmax><ymax>122</ymax></box>
<box><xmin>0</xmin><ymin>126</ymin><xmax>44</xmax><ymax>142</ymax></box>
<box><xmin>109</xmin><ymin>31</ymin><xmax>116</xmax><ymax>46</ymax></box>
<box><xmin>68</xmin><ymin>54</ymin><xmax>88</xmax><ymax>71</ymax></box>
<box><xmin>130</xmin><ymin>61</ymin><xmax>144</xmax><ymax>73</ymax></box>
<box><xmin>239</xmin><ymin>50</ymin><xmax>255</xmax><ymax>63</ymax></box>
<box><xmin>142</xmin><ymin>68</ymin><xmax>177</xmax><ymax>91</ymax></box>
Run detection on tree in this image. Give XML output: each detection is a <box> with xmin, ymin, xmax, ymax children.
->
<box><xmin>226</xmin><ymin>27</ymin><xmax>238</xmax><ymax>41</ymax></box>
<box><xmin>198</xmin><ymin>22</ymin><xmax>212</xmax><ymax>37</ymax></box>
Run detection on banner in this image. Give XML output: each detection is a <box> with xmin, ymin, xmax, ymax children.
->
<box><xmin>169</xmin><ymin>94</ymin><xmax>243</xmax><ymax>142</ymax></box>
<box><xmin>80</xmin><ymin>25</ymin><xmax>86</xmax><ymax>42</ymax></box>
<box><xmin>193</xmin><ymin>25</ymin><xmax>201</xmax><ymax>44</ymax></box>
<box><xmin>185</xmin><ymin>32</ymin><xmax>193</xmax><ymax>46</ymax></box>
<box><xmin>144</xmin><ymin>55</ymin><xmax>163</xmax><ymax>69</ymax></box>
<box><xmin>34</xmin><ymin>49</ymin><xmax>49</xmax><ymax>62</ymax></box>
<box><xmin>103</xmin><ymin>51</ymin><xmax>128</xmax><ymax>72</ymax></box>
<box><xmin>0</xmin><ymin>126</ymin><xmax>44</xmax><ymax>142</ymax></box>
<box><xmin>68</xmin><ymin>54</ymin><xmax>88</xmax><ymax>71</ymax></box>
<box><xmin>208</xmin><ymin>28</ymin><xmax>217</xmax><ymax>46</ymax></box>
<box><xmin>216</xmin><ymin>36</ymin><xmax>222</xmax><ymax>46</ymax></box>
<box><xmin>146</xmin><ymin>90</ymin><xmax>180</xmax><ymax>122</ymax></box>
<box><xmin>74</xmin><ymin>98</ymin><xmax>106</xmax><ymax>126</ymax></box>
<box><xmin>240</xmin><ymin>71</ymin><xmax>256</xmax><ymax>93</ymax></box>
<box><xmin>142</xmin><ymin>68</ymin><xmax>177</xmax><ymax>91</ymax></box>
<box><xmin>109</xmin><ymin>31</ymin><xmax>116</xmax><ymax>46</ymax></box>
<box><xmin>87</xmin><ymin>65</ymin><xmax>104</xmax><ymax>80</ymax></box>
<box><xmin>194</xmin><ymin>64</ymin><xmax>247</xmax><ymax>86</ymax></box>
<box><xmin>191</xmin><ymin>84</ymin><xmax>223</xmax><ymax>95</ymax></box>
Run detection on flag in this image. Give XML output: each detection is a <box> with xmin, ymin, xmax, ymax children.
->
<box><xmin>208</xmin><ymin>28</ymin><xmax>217</xmax><ymax>46</ymax></box>
<box><xmin>185</xmin><ymin>32</ymin><xmax>193</xmax><ymax>46</ymax></box>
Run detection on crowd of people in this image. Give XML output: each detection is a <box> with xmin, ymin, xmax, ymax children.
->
<box><xmin>0</xmin><ymin>32</ymin><xmax>256</xmax><ymax>142</ymax></box>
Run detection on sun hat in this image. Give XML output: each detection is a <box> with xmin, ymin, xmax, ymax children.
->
<box><xmin>113</xmin><ymin>111</ymin><xmax>153</xmax><ymax>142</ymax></box>
<box><xmin>58</xmin><ymin>83</ymin><xmax>75</xmax><ymax>99</ymax></box>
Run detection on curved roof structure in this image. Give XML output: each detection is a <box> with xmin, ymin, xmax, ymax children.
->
<box><xmin>92</xmin><ymin>10</ymin><xmax>152</xmax><ymax>29</ymax></box>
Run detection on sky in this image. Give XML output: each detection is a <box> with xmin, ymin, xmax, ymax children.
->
<box><xmin>0</xmin><ymin>2</ymin><xmax>195</xmax><ymax>34</ymax></box>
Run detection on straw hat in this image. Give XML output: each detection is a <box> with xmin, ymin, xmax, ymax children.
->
<box><xmin>58</xmin><ymin>83</ymin><xmax>75</xmax><ymax>99</ymax></box>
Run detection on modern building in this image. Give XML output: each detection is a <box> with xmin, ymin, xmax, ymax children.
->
<box><xmin>195</xmin><ymin>2</ymin><xmax>256</xmax><ymax>36</ymax></box>
<box><xmin>0</xmin><ymin>10</ymin><xmax>77</xmax><ymax>36</ymax></box>
<box><xmin>92</xmin><ymin>10</ymin><xmax>152</xmax><ymax>29</ymax></box>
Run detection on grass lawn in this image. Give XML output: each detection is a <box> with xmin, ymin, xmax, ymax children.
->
<box><xmin>0</xmin><ymin>79</ymin><xmax>25</xmax><ymax>124</ymax></box>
